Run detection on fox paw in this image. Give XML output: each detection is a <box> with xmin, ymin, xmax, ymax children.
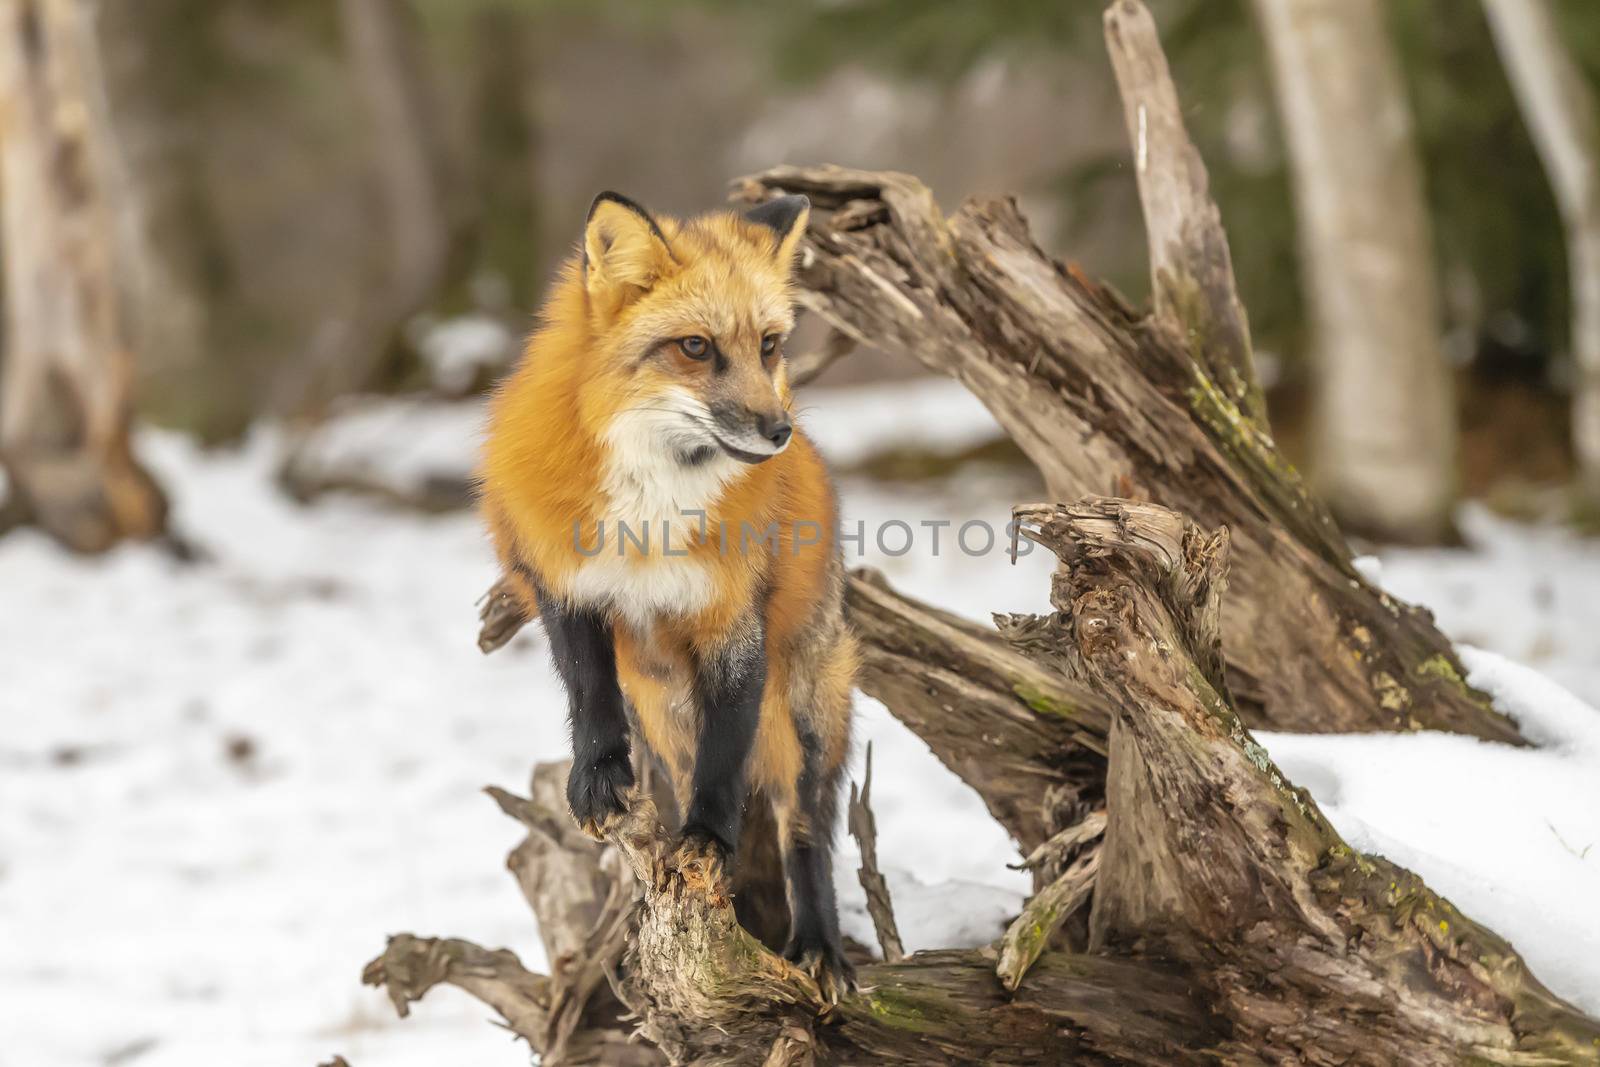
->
<box><xmin>566</xmin><ymin>752</ymin><xmax>634</xmax><ymax>839</ymax></box>
<box><xmin>784</xmin><ymin>936</ymin><xmax>857</xmax><ymax>1006</ymax></box>
<box><xmin>670</xmin><ymin>829</ymin><xmax>731</xmax><ymax>905</ymax></box>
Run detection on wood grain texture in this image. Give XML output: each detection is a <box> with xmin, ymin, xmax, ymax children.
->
<box><xmin>1018</xmin><ymin>498</ymin><xmax>1600</xmax><ymax>1064</ymax></box>
<box><xmin>1103</xmin><ymin>0</ymin><xmax>1266</xmax><ymax>431</ymax></box>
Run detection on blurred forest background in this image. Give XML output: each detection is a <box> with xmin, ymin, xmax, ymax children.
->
<box><xmin>3</xmin><ymin>0</ymin><xmax>1600</xmax><ymax>547</ymax></box>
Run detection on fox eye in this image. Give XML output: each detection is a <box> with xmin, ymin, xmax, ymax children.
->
<box><xmin>760</xmin><ymin>334</ymin><xmax>780</xmax><ymax>359</ymax></box>
<box><xmin>678</xmin><ymin>336</ymin><xmax>710</xmax><ymax>360</ymax></box>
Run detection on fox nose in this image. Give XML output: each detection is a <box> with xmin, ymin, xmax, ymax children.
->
<box><xmin>757</xmin><ymin>413</ymin><xmax>792</xmax><ymax>450</ymax></box>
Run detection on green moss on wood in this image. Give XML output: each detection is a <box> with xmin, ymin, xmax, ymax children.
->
<box><xmin>1013</xmin><ymin>681</ymin><xmax>1083</xmax><ymax>721</ymax></box>
<box><xmin>1186</xmin><ymin>369</ymin><xmax>1352</xmax><ymax>569</ymax></box>
<box><xmin>1416</xmin><ymin>653</ymin><xmax>1469</xmax><ymax>693</ymax></box>
<box><xmin>859</xmin><ymin>983</ymin><xmax>941</xmax><ymax>1035</ymax></box>
<box><xmin>1163</xmin><ymin>270</ymin><xmax>1268</xmax><ymax>432</ymax></box>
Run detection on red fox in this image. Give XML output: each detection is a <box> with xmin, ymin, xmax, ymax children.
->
<box><xmin>479</xmin><ymin>191</ymin><xmax>858</xmax><ymax>998</ymax></box>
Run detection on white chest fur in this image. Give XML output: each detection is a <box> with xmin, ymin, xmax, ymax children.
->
<box><xmin>567</xmin><ymin>392</ymin><xmax>743</xmax><ymax>628</ymax></box>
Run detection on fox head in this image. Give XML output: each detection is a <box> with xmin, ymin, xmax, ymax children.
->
<box><xmin>574</xmin><ymin>191</ymin><xmax>810</xmax><ymax>467</ymax></box>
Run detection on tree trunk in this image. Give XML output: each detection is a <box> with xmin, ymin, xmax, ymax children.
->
<box><xmin>1019</xmin><ymin>500</ymin><xmax>1597</xmax><ymax>1064</ymax></box>
<box><xmin>1480</xmin><ymin>0</ymin><xmax>1600</xmax><ymax>507</ymax></box>
<box><xmin>0</xmin><ymin>0</ymin><xmax>168</xmax><ymax>552</ymax></box>
<box><xmin>467</xmin><ymin>3</ymin><xmax>544</xmax><ymax>311</ymax></box>
<box><xmin>1251</xmin><ymin>0</ymin><xmax>1457</xmax><ymax>543</ymax></box>
<box><xmin>287</xmin><ymin>0</ymin><xmax>461</xmax><ymax>413</ymax></box>
<box><xmin>91</xmin><ymin>0</ymin><xmax>231</xmax><ymax>440</ymax></box>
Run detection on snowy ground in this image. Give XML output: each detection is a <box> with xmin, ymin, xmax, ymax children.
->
<box><xmin>3</xmin><ymin>379</ymin><xmax>1599</xmax><ymax>1066</ymax></box>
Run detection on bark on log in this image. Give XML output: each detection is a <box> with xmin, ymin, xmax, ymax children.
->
<box><xmin>845</xmin><ymin>568</ymin><xmax>1110</xmax><ymax>851</ymax></box>
<box><xmin>728</xmin><ymin>164</ymin><xmax>1519</xmax><ymax>743</ymax></box>
<box><xmin>378</xmin><ymin>498</ymin><xmax>1599</xmax><ymax>1064</ymax></box>
<box><xmin>995</xmin><ymin>843</ymin><xmax>1099</xmax><ymax>993</ymax></box>
<box><xmin>1103</xmin><ymin>0</ymin><xmax>1267</xmax><ymax>433</ymax></box>
<box><xmin>363</xmin><ymin>933</ymin><xmax>661</xmax><ymax>1066</ymax></box>
<box><xmin>0</xmin><ymin>0</ymin><xmax>169</xmax><ymax>553</ymax></box>
<box><xmin>487</xmin><ymin>766</ymin><xmax>640</xmax><ymax>1062</ymax></box>
<box><xmin>368</xmin><ymin>758</ymin><xmax>1225</xmax><ymax>1066</ymax></box>
<box><xmin>1012</xmin><ymin>498</ymin><xmax>1600</xmax><ymax>1064</ymax></box>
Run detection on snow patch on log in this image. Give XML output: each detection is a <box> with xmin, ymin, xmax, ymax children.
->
<box><xmin>1258</xmin><ymin>646</ymin><xmax>1600</xmax><ymax>1015</ymax></box>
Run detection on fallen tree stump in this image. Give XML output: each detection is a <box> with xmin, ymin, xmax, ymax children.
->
<box><xmin>843</xmin><ymin>568</ymin><xmax>1109</xmax><ymax>852</ymax></box>
<box><xmin>367</xmin><ymin>758</ymin><xmax>1223</xmax><ymax>1066</ymax></box>
<box><xmin>728</xmin><ymin>3</ymin><xmax>1522</xmax><ymax>745</ymax></box>
<box><xmin>1016</xmin><ymin>500</ymin><xmax>1600</xmax><ymax>1063</ymax></box>
<box><xmin>369</xmin><ymin>497</ymin><xmax>1600</xmax><ymax>1064</ymax></box>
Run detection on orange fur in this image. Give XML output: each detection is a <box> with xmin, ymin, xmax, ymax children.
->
<box><xmin>479</xmin><ymin>195</ymin><xmax>856</xmax><ymax>842</ymax></box>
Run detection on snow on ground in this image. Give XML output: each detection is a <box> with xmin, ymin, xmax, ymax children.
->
<box><xmin>278</xmin><ymin>395</ymin><xmax>484</xmax><ymax>505</ymax></box>
<box><xmin>2</xmin><ymin>378</ymin><xmax>1599</xmax><ymax>1065</ymax></box>
<box><xmin>1376</xmin><ymin>504</ymin><xmax>1600</xmax><ymax>710</ymax></box>
<box><xmin>411</xmin><ymin>313</ymin><xmax>517</xmax><ymax>397</ymax></box>
<box><xmin>1257</xmin><ymin>508</ymin><xmax>1600</xmax><ymax>1018</ymax></box>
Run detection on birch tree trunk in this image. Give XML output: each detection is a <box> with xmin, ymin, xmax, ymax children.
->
<box><xmin>0</xmin><ymin>0</ymin><xmax>167</xmax><ymax>552</ymax></box>
<box><xmin>1480</xmin><ymin>0</ymin><xmax>1600</xmax><ymax>506</ymax></box>
<box><xmin>1252</xmin><ymin>0</ymin><xmax>1457</xmax><ymax>543</ymax></box>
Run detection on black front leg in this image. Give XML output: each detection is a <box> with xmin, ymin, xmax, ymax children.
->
<box><xmin>535</xmin><ymin>585</ymin><xmax>634</xmax><ymax>835</ymax></box>
<box><xmin>682</xmin><ymin>623</ymin><xmax>766</xmax><ymax>856</ymax></box>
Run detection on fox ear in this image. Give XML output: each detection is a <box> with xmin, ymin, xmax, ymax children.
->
<box><xmin>745</xmin><ymin>194</ymin><xmax>810</xmax><ymax>267</ymax></box>
<box><xmin>584</xmin><ymin>192</ymin><xmax>674</xmax><ymax>296</ymax></box>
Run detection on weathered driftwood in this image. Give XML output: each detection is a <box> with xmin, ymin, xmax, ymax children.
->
<box><xmin>364</xmin><ymin>763</ymin><xmax>664</xmax><ymax>1066</ymax></box>
<box><xmin>371</xmin><ymin>497</ymin><xmax>1600</xmax><ymax>1064</ymax></box>
<box><xmin>1014</xmin><ymin>810</ymin><xmax>1106</xmax><ymax>880</ymax></box>
<box><xmin>995</xmin><ymin>833</ymin><xmax>1102</xmax><ymax>992</ymax></box>
<box><xmin>726</xmin><ymin>7</ymin><xmax>1521</xmax><ymax>746</ymax></box>
<box><xmin>367</xmin><ymin>755</ymin><xmax>1222</xmax><ymax>1065</ymax></box>
<box><xmin>363</xmin><ymin>932</ymin><xmax>660</xmax><ymax>1066</ymax></box>
<box><xmin>487</xmin><ymin>765</ymin><xmax>643</xmax><ymax>1063</ymax></box>
<box><xmin>1015</xmin><ymin>498</ymin><xmax>1600</xmax><ymax>1064</ymax></box>
<box><xmin>1103</xmin><ymin>0</ymin><xmax>1266</xmax><ymax>433</ymax></box>
<box><xmin>844</xmin><ymin>743</ymin><xmax>904</xmax><ymax>964</ymax></box>
<box><xmin>0</xmin><ymin>0</ymin><xmax>168</xmax><ymax>553</ymax></box>
<box><xmin>728</xmin><ymin>157</ymin><xmax>1517</xmax><ymax>742</ymax></box>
